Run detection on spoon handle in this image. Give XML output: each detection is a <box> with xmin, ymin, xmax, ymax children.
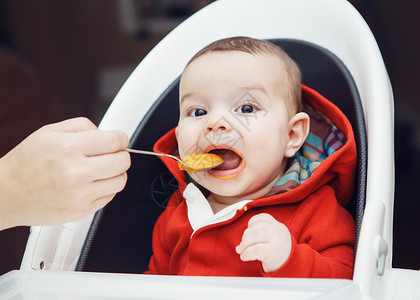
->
<box><xmin>126</xmin><ymin>148</ymin><xmax>182</xmax><ymax>163</ymax></box>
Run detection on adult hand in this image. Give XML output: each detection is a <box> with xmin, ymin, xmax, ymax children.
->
<box><xmin>0</xmin><ymin>117</ymin><xmax>131</xmax><ymax>230</ymax></box>
<box><xmin>236</xmin><ymin>213</ymin><xmax>292</xmax><ymax>273</ymax></box>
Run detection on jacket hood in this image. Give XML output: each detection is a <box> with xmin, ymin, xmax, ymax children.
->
<box><xmin>153</xmin><ymin>85</ymin><xmax>357</xmax><ymax>206</ymax></box>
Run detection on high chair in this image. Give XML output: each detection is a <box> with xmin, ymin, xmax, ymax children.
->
<box><xmin>1</xmin><ymin>0</ymin><xmax>411</xmax><ymax>299</ymax></box>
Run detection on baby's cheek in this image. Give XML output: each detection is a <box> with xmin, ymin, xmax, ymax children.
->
<box><xmin>177</xmin><ymin>130</ymin><xmax>195</xmax><ymax>155</ymax></box>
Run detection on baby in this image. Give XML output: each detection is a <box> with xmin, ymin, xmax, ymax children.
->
<box><xmin>146</xmin><ymin>37</ymin><xmax>356</xmax><ymax>278</ymax></box>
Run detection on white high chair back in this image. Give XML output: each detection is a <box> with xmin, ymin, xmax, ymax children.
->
<box><xmin>19</xmin><ymin>0</ymin><xmax>397</xmax><ymax>299</ymax></box>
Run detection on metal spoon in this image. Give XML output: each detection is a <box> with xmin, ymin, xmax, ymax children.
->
<box><xmin>126</xmin><ymin>148</ymin><xmax>223</xmax><ymax>173</ymax></box>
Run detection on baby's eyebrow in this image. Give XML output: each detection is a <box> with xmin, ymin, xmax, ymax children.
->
<box><xmin>238</xmin><ymin>86</ymin><xmax>268</xmax><ymax>95</ymax></box>
<box><xmin>179</xmin><ymin>91</ymin><xmax>197</xmax><ymax>103</ymax></box>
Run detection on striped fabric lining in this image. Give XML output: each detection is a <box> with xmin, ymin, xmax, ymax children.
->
<box><xmin>267</xmin><ymin>104</ymin><xmax>347</xmax><ymax>196</ymax></box>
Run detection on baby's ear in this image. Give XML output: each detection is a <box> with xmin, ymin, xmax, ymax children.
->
<box><xmin>285</xmin><ymin>112</ymin><xmax>310</xmax><ymax>158</ymax></box>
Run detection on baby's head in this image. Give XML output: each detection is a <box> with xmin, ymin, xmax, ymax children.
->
<box><xmin>176</xmin><ymin>37</ymin><xmax>309</xmax><ymax>201</ymax></box>
<box><xmin>186</xmin><ymin>36</ymin><xmax>303</xmax><ymax>115</ymax></box>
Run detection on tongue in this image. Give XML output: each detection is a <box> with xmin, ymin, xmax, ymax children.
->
<box><xmin>210</xmin><ymin>149</ymin><xmax>242</xmax><ymax>170</ymax></box>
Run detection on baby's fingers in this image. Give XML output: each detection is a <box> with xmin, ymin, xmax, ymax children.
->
<box><xmin>248</xmin><ymin>213</ymin><xmax>277</xmax><ymax>227</ymax></box>
<box><xmin>237</xmin><ymin>243</ymin><xmax>269</xmax><ymax>263</ymax></box>
<box><xmin>236</xmin><ymin>226</ymin><xmax>271</xmax><ymax>254</ymax></box>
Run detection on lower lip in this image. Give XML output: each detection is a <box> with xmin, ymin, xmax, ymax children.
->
<box><xmin>207</xmin><ymin>156</ymin><xmax>246</xmax><ymax>180</ymax></box>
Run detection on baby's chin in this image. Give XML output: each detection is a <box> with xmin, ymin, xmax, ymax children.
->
<box><xmin>200</xmin><ymin>173</ymin><xmax>277</xmax><ymax>202</ymax></box>
<box><xmin>191</xmin><ymin>174</ymin><xmax>234</xmax><ymax>192</ymax></box>
<box><xmin>197</xmin><ymin>177</ymin><xmax>256</xmax><ymax>199</ymax></box>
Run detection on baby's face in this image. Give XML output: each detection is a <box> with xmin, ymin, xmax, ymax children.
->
<box><xmin>177</xmin><ymin>51</ymin><xmax>295</xmax><ymax>200</ymax></box>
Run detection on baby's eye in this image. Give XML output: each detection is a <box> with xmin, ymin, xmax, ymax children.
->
<box><xmin>236</xmin><ymin>104</ymin><xmax>258</xmax><ymax>114</ymax></box>
<box><xmin>189</xmin><ymin>108</ymin><xmax>207</xmax><ymax>117</ymax></box>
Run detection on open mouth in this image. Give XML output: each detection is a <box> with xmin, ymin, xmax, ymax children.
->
<box><xmin>206</xmin><ymin>147</ymin><xmax>245</xmax><ymax>179</ymax></box>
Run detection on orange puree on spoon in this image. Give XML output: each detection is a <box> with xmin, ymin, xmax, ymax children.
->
<box><xmin>178</xmin><ymin>153</ymin><xmax>224</xmax><ymax>174</ymax></box>
<box><xmin>126</xmin><ymin>149</ymin><xmax>223</xmax><ymax>174</ymax></box>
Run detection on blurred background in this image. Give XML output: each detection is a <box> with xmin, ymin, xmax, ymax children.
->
<box><xmin>0</xmin><ymin>0</ymin><xmax>419</xmax><ymax>275</ymax></box>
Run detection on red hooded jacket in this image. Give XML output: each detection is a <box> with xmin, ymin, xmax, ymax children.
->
<box><xmin>146</xmin><ymin>85</ymin><xmax>356</xmax><ymax>278</ymax></box>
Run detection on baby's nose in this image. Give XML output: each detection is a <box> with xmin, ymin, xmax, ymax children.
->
<box><xmin>205</xmin><ymin>116</ymin><xmax>231</xmax><ymax>133</ymax></box>
<box><xmin>207</xmin><ymin>124</ymin><xmax>226</xmax><ymax>132</ymax></box>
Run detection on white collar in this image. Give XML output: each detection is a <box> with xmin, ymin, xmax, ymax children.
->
<box><xmin>183</xmin><ymin>183</ymin><xmax>252</xmax><ymax>233</ymax></box>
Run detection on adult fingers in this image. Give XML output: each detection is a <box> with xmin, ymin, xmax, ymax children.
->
<box><xmin>87</xmin><ymin>150</ymin><xmax>131</xmax><ymax>181</ymax></box>
<box><xmin>65</xmin><ymin>193</ymin><xmax>116</xmax><ymax>223</ymax></box>
<box><xmin>83</xmin><ymin>174</ymin><xmax>128</xmax><ymax>214</ymax></box>
<box><xmin>43</xmin><ymin>117</ymin><xmax>97</xmax><ymax>133</ymax></box>
<box><xmin>90</xmin><ymin>172</ymin><xmax>128</xmax><ymax>201</ymax></box>
<box><xmin>85</xmin><ymin>194</ymin><xmax>116</xmax><ymax>216</ymax></box>
<box><xmin>72</xmin><ymin>130</ymin><xmax>130</xmax><ymax>156</ymax></box>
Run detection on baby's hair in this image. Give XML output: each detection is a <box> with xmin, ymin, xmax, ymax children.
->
<box><xmin>186</xmin><ymin>36</ymin><xmax>302</xmax><ymax>113</ymax></box>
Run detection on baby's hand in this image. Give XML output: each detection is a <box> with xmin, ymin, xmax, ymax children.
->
<box><xmin>235</xmin><ymin>213</ymin><xmax>292</xmax><ymax>273</ymax></box>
